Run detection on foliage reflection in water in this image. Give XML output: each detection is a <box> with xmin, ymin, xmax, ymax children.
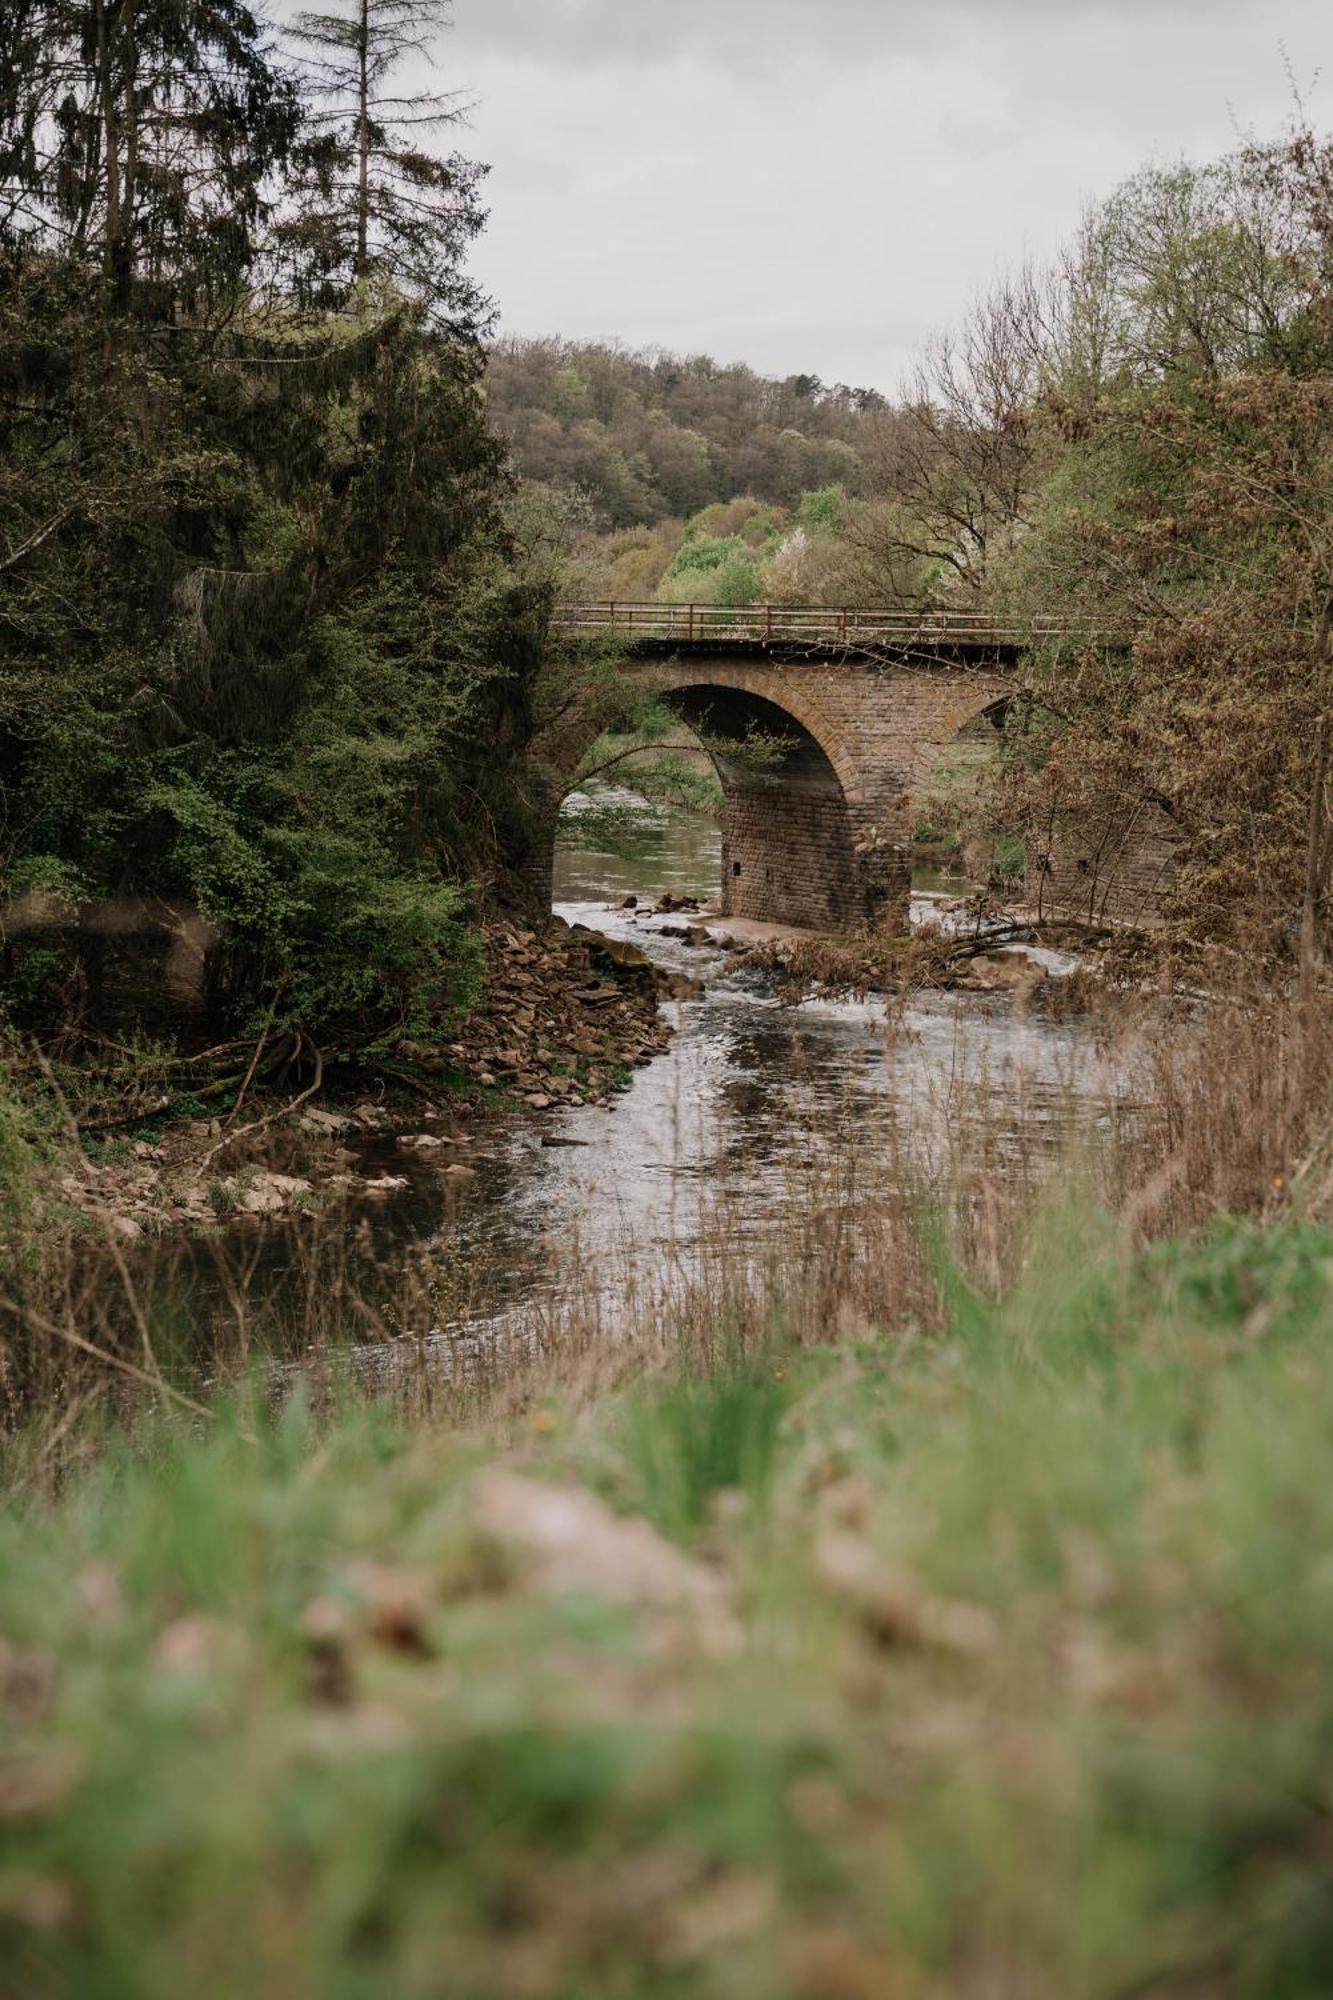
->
<box><xmin>105</xmin><ymin>790</ymin><xmax>1129</xmax><ymax>1374</ymax></box>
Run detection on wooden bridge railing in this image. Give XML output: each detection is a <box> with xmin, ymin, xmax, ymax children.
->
<box><xmin>550</xmin><ymin>602</ymin><xmax>1095</xmax><ymax>647</ymax></box>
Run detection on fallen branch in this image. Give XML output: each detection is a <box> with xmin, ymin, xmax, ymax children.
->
<box><xmin>198</xmin><ymin>1040</ymin><xmax>325</xmax><ymax>1170</ymax></box>
<box><xmin>226</xmin><ymin>992</ymin><xmax>282</xmax><ymax>1128</ymax></box>
<box><xmin>75</xmin><ymin>1094</ymin><xmax>172</xmax><ymax>1134</ymax></box>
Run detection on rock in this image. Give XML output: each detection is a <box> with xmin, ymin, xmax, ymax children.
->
<box><xmin>443</xmin><ymin>1163</ymin><xmax>478</xmax><ymax>1181</ymax></box>
<box><xmin>300</xmin><ymin>1108</ymin><xmax>355</xmax><ymax>1136</ymax></box>
<box><xmin>239</xmin><ymin>1172</ymin><xmax>311</xmax><ymax>1216</ymax></box>
<box><xmin>955</xmin><ymin>949</ymin><xmax>1048</xmax><ymax>994</ymax></box>
<box><xmin>658</xmin><ymin>922</ymin><xmax>711</xmax><ymax>946</ymax></box>
<box><xmin>359</xmin><ymin>1174</ymin><xmax>409</xmax><ymax>1197</ymax></box>
<box><xmin>153</xmin><ymin>1615</ymin><xmax>236</xmax><ymax>1676</ymax></box>
<box><xmin>399</xmin><ymin>1132</ymin><xmax>447</xmax><ymax>1151</ymax></box>
<box><xmin>815</xmin><ymin>1526</ymin><xmax>999</xmax><ymax>1657</ymax></box>
<box><xmin>541</xmin><ymin>1135</ymin><xmax>590</xmax><ymax>1148</ymax></box>
<box><xmin>110</xmin><ymin>1214</ymin><xmax>144</xmax><ymax>1241</ymax></box>
<box><xmin>660</xmin><ymin>973</ymin><xmax>704</xmax><ymax>1001</ymax></box>
<box><xmin>617</xmin><ymin>894</ymin><xmax>638</xmax><ymax>910</ymax></box>
<box><xmin>339</xmin><ymin>1561</ymin><xmax>434</xmax><ymax>1658</ymax></box>
<box><xmin>569</xmin><ymin>927</ymin><xmax>659</xmax><ymax>1002</ymax></box>
<box><xmin>524</xmin><ymin>1093</ymin><xmax>553</xmax><ymax>1110</ymax></box>
<box><xmin>472</xmin><ymin>1472</ymin><xmax>738</xmax><ymax>1651</ymax></box>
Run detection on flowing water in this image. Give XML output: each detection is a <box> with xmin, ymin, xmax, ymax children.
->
<box><xmin>111</xmin><ymin>790</ymin><xmax>1131</xmax><ymax>1368</ymax></box>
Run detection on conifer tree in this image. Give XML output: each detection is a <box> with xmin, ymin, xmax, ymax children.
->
<box><xmin>281</xmin><ymin>0</ymin><xmax>487</xmax><ymax>333</ymax></box>
<box><xmin>0</xmin><ymin>0</ymin><xmax>298</xmax><ymax>309</ymax></box>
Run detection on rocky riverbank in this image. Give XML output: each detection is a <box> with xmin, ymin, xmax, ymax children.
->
<box><xmin>40</xmin><ymin>919</ymin><xmax>680</xmax><ymax>1240</ymax></box>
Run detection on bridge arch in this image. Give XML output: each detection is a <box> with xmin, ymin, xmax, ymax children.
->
<box><xmin>536</xmin><ymin>642</ymin><xmax>1017</xmax><ymax>934</ymax></box>
<box><xmin>656</xmin><ymin>678</ymin><xmax>882</xmax><ymax>931</ymax></box>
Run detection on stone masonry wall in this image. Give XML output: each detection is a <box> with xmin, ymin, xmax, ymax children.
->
<box><xmin>1027</xmin><ymin>801</ymin><xmax>1182</xmax><ymax>925</ymax></box>
<box><xmin>720</xmin><ymin>780</ymin><xmax>864</xmax><ymax>931</ymax></box>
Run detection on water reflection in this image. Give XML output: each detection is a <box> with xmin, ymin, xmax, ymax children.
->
<box><xmin>115</xmin><ymin>790</ymin><xmax>1131</xmax><ymax>1365</ymax></box>
<box><xmin>554</xmin><ymin>785</ymin><xmax>721</xmax><ymax>904</ymax></box>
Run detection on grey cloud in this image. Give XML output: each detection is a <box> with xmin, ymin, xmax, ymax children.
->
<box><xmin>453</xmin><ymin>0</ymin><xmax>1256</xmax><ymax>67</ymax></box>
<box><xmin>380</xmin><ymin>0</ymin><xmax>1330</xmax><ymax>387</ymax></box>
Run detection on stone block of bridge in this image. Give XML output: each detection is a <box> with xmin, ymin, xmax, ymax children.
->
<box><xmin>1027</xmin><ymin>802</ymin><xmax>1183</xmax><ymax>926</ymax></box>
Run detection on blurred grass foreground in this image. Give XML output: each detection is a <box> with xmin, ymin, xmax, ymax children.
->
<box><xmin>6</xmin><ymin>1195</ymin><xmax>1333</xmax><ymax>1998</ymax></box>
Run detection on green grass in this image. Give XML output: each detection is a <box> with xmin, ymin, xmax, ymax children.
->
<box><xmin>6</xmin><ymin>1215</ymin><xmax>1333</xmax><ymax>1995</ymax></box>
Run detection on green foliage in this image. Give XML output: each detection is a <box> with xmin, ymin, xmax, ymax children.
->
<box><xmin>488</xmin><ymin>337</ymin><xmax>880</xmax><ymax>527</ymax></box>
<box><xmin>1</xmin><ymin>0</ymin><xmax>301</xmax><ymax>307</ymax></box>
<box><xmin>575</xmin><ymin>697</ymin><xmax>725</xmax><ymax>818</ymax></box>
<box><xmin>9</xmin><ymin>1213</ymin><xmax>1333</xmax><ymax>1991</ymax></box>
<box><xmin>0</xmin><ymin>1070</ymin><xmax>38</xmax><ymax>1260</ymax></box>
<box><xmin>612</xmin><ymin>1355</ymin><xmax>792</xmax><ymax>1543</ymax></box>
<box><xmin>657</xmin><ymin>530</ymin><xmax>763</xmax><ymax>606</ymax></box>
<box><xmin>796</xmin><ymin>483</ymin><xmax>849</xmax><ymax>535</ymax></box>
<box><xmin>0</xmin><ymin>2</ymin><xmax>565</xmax><ymax>1051</ymax></box>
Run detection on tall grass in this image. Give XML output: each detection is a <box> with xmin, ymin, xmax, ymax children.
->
<box><xmin>4</xmin><ymin>968</ymin><xmax>1333</xmax><ymax>1450</ymax></box>
<box><xmin>6</xmin><ymin>1202</ymin><xmax>1333</xmax><ymax>1994</ymax></box>
<box><xmin>5</xmin><ymin>977</ymin><xmax>1333</xmax><ymax>1990</ymax></box>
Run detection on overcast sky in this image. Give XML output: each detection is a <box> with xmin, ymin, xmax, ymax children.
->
<box><xmin>428</xmin><ymin>1</ymin><xmax>1328</xmax><ymax>392</ymax></box>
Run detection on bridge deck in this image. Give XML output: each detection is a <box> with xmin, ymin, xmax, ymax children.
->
<box><xmin>551</xmin><ymin>602</ymin><xmax>1092</xmax><ymax>653</ymax></box>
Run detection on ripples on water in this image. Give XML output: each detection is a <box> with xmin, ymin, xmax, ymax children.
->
<box><xmin>121</xmin><ymin>788</ymin><xmax>1135</xmax><ymax>1368</ymax></box>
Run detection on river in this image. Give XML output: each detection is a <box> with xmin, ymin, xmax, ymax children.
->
<box><xmin>107</xmin><ymin>790</ymin><xmax>1130</xmax><ymax>1375</ymax></box>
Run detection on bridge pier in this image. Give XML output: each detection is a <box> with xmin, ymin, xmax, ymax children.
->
<box><xmin>717</xmin><ymin>770</ymin><xmax>909</xmax><ymax>931</ymax></box>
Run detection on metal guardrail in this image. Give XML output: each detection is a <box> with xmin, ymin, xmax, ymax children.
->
<box><xmin>550</xmin><ymin>603</ymin><xmax>1093</xmax><ymax>647</ymax></box>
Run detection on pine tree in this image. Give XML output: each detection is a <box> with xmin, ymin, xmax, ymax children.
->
<box><xmin>0</xmin><ymin>0</ymin><xmax>298</xmax><ymax>310</ymax></box>
<box><xmin>280</xmin><ymin>0</ymin><xmax>487</xmax><ymax>333</ymax></box>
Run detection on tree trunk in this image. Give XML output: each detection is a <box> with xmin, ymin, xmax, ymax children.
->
<box><xmin>94</xmin><ymin>0</ymin><xmax>121</xmax><ymax>281</ymax></box>
<box><xmin>119</xmin><ymin>3</ymin><xmax>137</xmax><ymax>298</ymax></box>
<box><xmin>356</xmin><ymin>0</ymin><xmax>370</xmax><ymax>280</ymax></box>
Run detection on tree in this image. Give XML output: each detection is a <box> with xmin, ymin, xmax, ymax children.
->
<box><xmin>993</xmin><ymin>132</ymin><xmax>1333</xmax><ymax>954</ymax></box>
<box><xmin>0</xmin><ymin>0</ymin><xmax>552</xmax><ymax>1047</ymax></box>
<box><xmin>863</xmin><ymin>272</ymin><xmax>1046</xmax><ymax>601</ymax></box>
<box><xmin>280</xmin><ymin>0</ymin><xmax>487</xmax><ymax>332</ymax></box>
<box><xmin>0</xmin><ymin>0</ymin><xmax>298</xmax><ymax>309</ymax></box>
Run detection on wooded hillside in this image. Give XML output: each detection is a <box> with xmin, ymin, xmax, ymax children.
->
<box><xmin>485</xmin><ymin>337</ymin><xmax>883</xmax><ymax>526</ymax></box>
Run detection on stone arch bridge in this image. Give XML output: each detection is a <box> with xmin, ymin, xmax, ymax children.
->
<box><xmin>547</xmin><ymin>604</ymin><xmax>1031</xmax><ymax>932</ymax></box>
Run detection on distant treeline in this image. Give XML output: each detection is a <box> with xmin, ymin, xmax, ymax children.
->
<box><xmin>485</xmin><ymin>338</ymin><xmax>885</xmax><ymax>525</ymax></box>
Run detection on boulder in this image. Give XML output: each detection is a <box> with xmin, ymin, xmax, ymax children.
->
<box><xmin>472</xmin><ymin>1472</ymin><xmax>738</xmax><ymax>1653</ymax></box>
<box><xmin>955</xmin><ymin>949</ymin><xmax>1048</xmax><ymax>994</ymax></box>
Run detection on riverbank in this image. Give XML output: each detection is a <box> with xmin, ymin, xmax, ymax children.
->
<box><xmin>9</xmin><ymin>919</ymin><xmax>674</xmax><ymax>1242</ymax></box>
<box><xmin>6</xmin><ymin>1198</ymin><xmax>1333</xmax><ymax>1998</ymax></box>
<box><xmin>7</xmin><ymin>856</ymin><xmax>1333</xmax><ymax>1993</ymax></box>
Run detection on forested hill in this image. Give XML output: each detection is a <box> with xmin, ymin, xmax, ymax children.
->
<box><xmin>485</xmin><ymin>338</ymin><xmax>885</xmax><ymax>526</ymax></box>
